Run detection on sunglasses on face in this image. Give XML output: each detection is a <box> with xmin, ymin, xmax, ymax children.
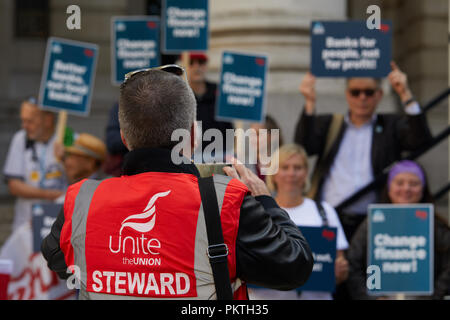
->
<box><xmin>123</xmin><ymin>64</ymin><xmax>187</xmax><ymax>85</ymax></box>
<box><xmin>348</xmin><ymin>88</ymin><xmax>377</xmax><ymax>97</ymax></box>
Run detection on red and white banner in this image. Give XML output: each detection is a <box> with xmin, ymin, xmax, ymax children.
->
<box><xmin>0</xmin><ymin>223</ymin><xmax>76</xmax><ymax>300</ymax></box>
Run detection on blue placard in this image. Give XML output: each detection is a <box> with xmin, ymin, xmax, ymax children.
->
<box><xmin>367</xmin><ymin>204</ymin><xmax>434</xmax><ymax>295</ymax></box>
<box><xmin>297</xmin><ymin>226</ymin><xmax>337</xmax><ymax>292</ymax></box>
<box><xmin>162</xmin><ymin>0</ymin><xmax>208</xmax><ymax>53</ymax></box>
<box><xmin>32</xmin><ymin>203</ymin><xmax>63</xmax><ymax>253</ymax></box>
<box><xmin>216</xmin><ymin>51</ymin><xmax>268</xmax><ymax>123</ymax></box>
<box><xmin>310</xmin><ymin>20</ymin><xmax>392</xmax><ymax>77</ymax></box>
<box><xmin>247</xmin><ymin>226</ymin><xmax>337</xmax><ymax>293</ymax></box>
<box><xmin>111</xmin><ymin>16</ymin><xmax>161</xmax><ymax>86</ymax></box>
<box><xmin>38</xmin><ymin>37</ymin><xmax>98</xmax><ymax>116</ymax></box>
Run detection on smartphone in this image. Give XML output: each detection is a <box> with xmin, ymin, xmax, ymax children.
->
<box><xmin>195</xmin><ymin>163</ymin><xmax>232</xmax><ymax>177</ymax></box>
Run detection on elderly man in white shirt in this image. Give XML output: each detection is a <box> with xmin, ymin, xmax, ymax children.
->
<box><xmin>3</xmin><ymin>97</ymin><xmax>66</xmax><ymax>231</ymax></box>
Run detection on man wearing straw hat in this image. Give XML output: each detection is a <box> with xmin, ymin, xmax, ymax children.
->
<box><xmin>62</xmin><ymin>133</ymin><xmax>108</xmax><ymax>185</ymax></box>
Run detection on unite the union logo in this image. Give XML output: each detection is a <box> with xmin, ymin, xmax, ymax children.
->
<box><xmin>109</xmin><ymin>190</ymin><xmax>171</xmax><ymax>255</ymax></box>
<box><xmin>120</xmin><ymin>190</ymin><xmax>171</xmax><ymax>235</ymax></box>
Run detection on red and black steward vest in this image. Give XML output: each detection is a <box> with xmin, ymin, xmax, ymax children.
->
<box><xmin>60</xmin><ymin>172</ymin><xmax>249</xmax><ymax>299</ymax></box>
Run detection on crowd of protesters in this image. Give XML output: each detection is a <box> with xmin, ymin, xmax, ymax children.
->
<box><xmin>1</xmin><ymin>52</ymin><xmax>449</xmax><ymax>300</ymax></box>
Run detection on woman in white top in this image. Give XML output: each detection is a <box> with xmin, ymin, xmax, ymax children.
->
<box><xmin>248</xmin><ymin>144</ymin><xmax>349</xmax><ymax>300</ymax></box>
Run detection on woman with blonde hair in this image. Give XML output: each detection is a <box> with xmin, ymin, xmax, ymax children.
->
<box><xmin>249</xmin><ymin>143</ymin><xmax>349</xmax><ymax>300</ymax></box>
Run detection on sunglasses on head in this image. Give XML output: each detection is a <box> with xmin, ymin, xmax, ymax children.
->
<box><xmin>348</xmin><ymin>88</ymin><xmax>377</xmax><ymax>97</ymax></box>
<box><xmin>123</xmin><ymin>64</ymin><xmax>187</xmax><ymax>85</ymax></box>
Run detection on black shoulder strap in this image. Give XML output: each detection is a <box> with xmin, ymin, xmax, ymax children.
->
<box><xmin>197</xmin><ymin>176</ymin><xmax>233</xmax><ymax>300</ymax></box>
<box><xmin>315</xmin><ymin>200</ymin><xmax>329</xmax><ymax>227</ymax></box>
<box><xmin>307</xmin><ymin>114</ymin><xmax>345</xmax><ymax>200</ymax></box>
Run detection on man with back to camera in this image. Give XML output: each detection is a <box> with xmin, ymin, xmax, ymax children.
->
<box><xmin>102</xmin><ymin>52</ymin><xmax>234</xmax><ymax>175</ymax></box>
<box><xmin>41</xmin><ymin>65</ymin><xmax>314</xmax><ymax>300</ymax></box>
<box><xmin>294</xmin><ymin>62</ymin><xmax>432</xmax><ymax>242</ymax></box>
<box><xmin>3</xmin><ymin>97</ymin><xmax>67</xmax><ymax>231</ymax></box>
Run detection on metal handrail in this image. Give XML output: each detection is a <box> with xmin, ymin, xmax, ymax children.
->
<box><xmin>423</xmin><ymin>88</ymin><xmax>450</xmax><ymax>113</ymax></box>
<box><xmin>433</xmin><ymin>181</ymin><xmax>450</xmax><ymax>201</ymax></box>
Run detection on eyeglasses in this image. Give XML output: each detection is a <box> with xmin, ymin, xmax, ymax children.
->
<box><xmin>123</xmin><ymin>64</ymin><xmax>187</xmax><ymax>85</ymax></box>
<box><xmin>348</xmin><ymin>88</ymin><xmax>377</xmax><ymax>98</ymax></box>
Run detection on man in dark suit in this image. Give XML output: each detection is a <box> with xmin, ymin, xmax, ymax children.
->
<box><xmin>294</xmin><ymin>62</ymin><xmax>432</xmax><ymax>242</ymax></box>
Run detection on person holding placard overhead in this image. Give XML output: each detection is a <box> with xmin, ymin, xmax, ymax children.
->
<box><xmin>294</xmin><ymin>62</ymin><xmax>432</xmax><ymax>242</ymax></box>
<box><xmin>3</xmin><ymin>96</ymin><xmax>67</xmax><ymax>231</ymax></box>
<box><xmin>186</xmin><ymin>52</ymin><xmax>234</xmax><ymax>162</ymax></box>
<box><xmin>347</xmin><ymin>160</ymin><xmax>450</xmax><ymax>300</ymax></box>
<box><xmin>248</xmin><ymin>144</ymin><xmax>349</xmax><ymax>300</ymax></box>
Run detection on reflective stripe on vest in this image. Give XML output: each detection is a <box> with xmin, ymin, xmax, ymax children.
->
<box><xmin>71</xmin><ymin>179</ymin><xmax>102</xmax><ymax>299</ymax></box>
<box><xmin>61</xmin><ymin>173</ymin><xmax>248</xmax><ymax>300</ymax></box>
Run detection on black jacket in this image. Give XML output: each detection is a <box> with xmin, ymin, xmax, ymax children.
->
<box><xmin>294</xmin><ymin>108</ymin><xmax>432</xmax><ymax>204</ymax></box>
<box><xmin>41</xmin><ymin>147</ymin><xmax>314</xmax><ymax>291</ymax></box>
<box><xmin>347</xmin><ymin>217</ymin><xmax>450</xmax><ymax>300</ymax></box>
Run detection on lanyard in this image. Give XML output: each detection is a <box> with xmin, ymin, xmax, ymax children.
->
<box><xmin>33</xmin><ymin>142</ymin><xmax>48</xmax><ymax>189</ymax></box>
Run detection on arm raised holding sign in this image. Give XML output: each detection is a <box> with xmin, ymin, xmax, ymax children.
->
<box><xmin>294</xmin><ymin>72</ymin><xmax>331</xmax><ymax>158</ymax></box>
<box><xmin>299</xmin><ymin>72</ymin><xmax>317</xmax><ymax>115</ymax></box>
<box><xmin>293</xmin><ymin>61</ymin><xmax>432</xmax><ymax>242</ymax></box>
<box><xmin>388</xmin><ymin>61</ymin><xmax>414</xmax><ymax>106</ymax></box>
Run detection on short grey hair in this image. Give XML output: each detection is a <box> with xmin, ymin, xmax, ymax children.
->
<box><xmin>119</xmin><ymin>69</ymin><xmax>197</xmax><ymax>150</ymax></box>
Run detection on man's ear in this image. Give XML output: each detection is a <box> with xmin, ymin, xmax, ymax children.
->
<box><xmin>120</xmin><ymin>129</ymin><xmax>130</xmax><ymax>150</ymax></box>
